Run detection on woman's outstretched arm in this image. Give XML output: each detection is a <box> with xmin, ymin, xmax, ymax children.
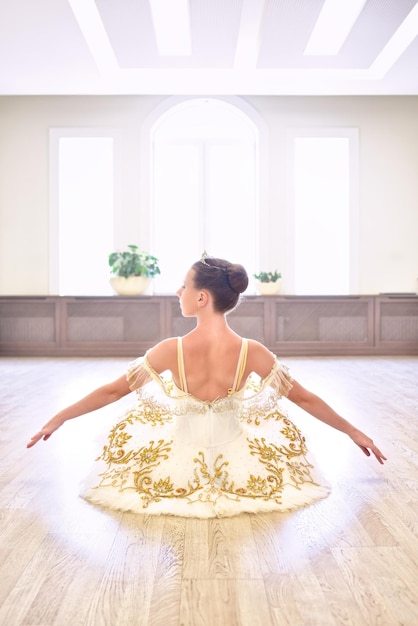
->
<box><xmin>26</xmin><ymin>374</ymin><xmax>131</xmax><ymax>448</ymax></box>
<box><xmin>287</xmin><ymin>380</ymin><xmax>387</xmax><ymax>464</ymax></box>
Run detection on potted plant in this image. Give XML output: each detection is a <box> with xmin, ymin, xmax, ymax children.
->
<box><xmin>108</xmin><ymin>245</ymin><xmax>161</xmax><ymax>295</ymax></box>
<box><xmin>253</xmin><ymin>270</ymin><xmax>282</xmax><ymax>295</ymax></box>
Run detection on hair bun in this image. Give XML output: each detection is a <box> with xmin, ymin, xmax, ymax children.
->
<box><xmin>226</xmin><ymin>264</ymin><xmax>249</xmax><ymax>294</ymax></box>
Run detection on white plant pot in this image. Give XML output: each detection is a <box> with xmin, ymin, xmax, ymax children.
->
<box><xmin>110</xmin><ymin>276</ymin><xmax>151</xmax><ymax>296</ymax></box>
<box><xmin>256</xmin><ymin>281</ymin><xmax>281</xmax><ymax>295</ymax></box>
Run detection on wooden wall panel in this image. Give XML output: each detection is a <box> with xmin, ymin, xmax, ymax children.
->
<box><xmin>1</xmin><ymin>295</ymin><xmax>417</xmax><ymax>356</ymax></box>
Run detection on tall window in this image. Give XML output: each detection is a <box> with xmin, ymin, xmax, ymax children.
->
<box><xmin>287</xmin><ymin>129</ymin><xmax>359</xmax><ymax>295</ymax></box>
<box><xmin>150</xmin><ymin>99</ymin><xmax>259</xmax><ymax>293</ymax></box>
<box><xmin>49</xmin><ymin>130</ymin><xmax>117</xmax><ymax>295</ymax></box>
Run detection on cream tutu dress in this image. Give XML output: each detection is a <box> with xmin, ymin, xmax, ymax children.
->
<box><xmin>81</xmin><ymin>338</ymin><xmax>330</xmax><ymax>518</ymax></box>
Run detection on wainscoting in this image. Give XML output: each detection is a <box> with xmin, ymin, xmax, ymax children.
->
<box><xmin>1</xmin><ymin>295</ymin><xmax>417</xmax><ymax>356</ymax></box>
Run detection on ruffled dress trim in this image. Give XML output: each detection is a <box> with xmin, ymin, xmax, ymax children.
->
<box><xmin>126</xmin><ymin>350</ymin><xmax>293</xmax><ymax>401</ymax></box>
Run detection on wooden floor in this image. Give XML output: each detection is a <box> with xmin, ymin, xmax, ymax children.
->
<box><xmin>0</xmin><ymin>355</ymin><xmax>417</xmax><ymax>626</ymax></box>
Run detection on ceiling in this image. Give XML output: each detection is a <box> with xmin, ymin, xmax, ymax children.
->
<box><xmin>1</xmin><ymin>0</ymin><xmax>418</xmax><ymax>96</ymax></box>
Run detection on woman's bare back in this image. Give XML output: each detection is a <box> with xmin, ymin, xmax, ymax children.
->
<box><xmin>180</xmin><ymin>331</ymin><xmax>244</xmax><ymax>400</ymax></box>
<box><xmin>147</xmin><ymin>328</ymin><xmax>275</xmax><ymax>402</ymax></box>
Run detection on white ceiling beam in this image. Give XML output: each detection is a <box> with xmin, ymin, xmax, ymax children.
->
<box><xmin>68</xmin><ymin>0</ymin><xmax>119</xmax><ymax>74</ymax></box>
<box><xmin>234</xmin><ymin>0</ymin><xmax>267</xmax><ymax>68</ymax></box>
<box><xmin>304</xmin><ymin>0</ymin><xmax>367</xmax><ymax>56</ymax></box>
<box><xmin>148</xmin><ymin>0</ymin><xmax>192</xmax><ymax>56</ymax></box>
<box><xmin>370</xmin><ymin>2</ymin><xmax>418</xmax><ymax>77</ymax></box>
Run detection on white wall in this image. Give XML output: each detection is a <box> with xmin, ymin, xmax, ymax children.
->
<box><xmin>0</xmin><ymin>95</ymin><xmax>417</xmax><ymax>295</ymax></box>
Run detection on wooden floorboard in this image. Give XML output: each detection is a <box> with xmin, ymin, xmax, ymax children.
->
<box><xmin>0</xmin><ymin>355</ymin><xmax>417</xmax><ymax>625</ymax></box>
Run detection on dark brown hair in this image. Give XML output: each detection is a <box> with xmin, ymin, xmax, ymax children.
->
<box><xmin>191</xmin><ymin>256</ymin><xmax>249</xmax><ymax>313</ymax></box>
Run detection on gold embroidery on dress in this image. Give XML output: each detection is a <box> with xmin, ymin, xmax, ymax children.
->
<box><xmin>239</xmin><ymin>401</ymin><xmax>287</xmax><ymax>425</ymax></box>
<box><xmin>99</xmin><ymin>401</ymin><xmax>173</xmax><ymax>443</ymax></box>
<box><xmin>94</xmin><ymin>395</ymin><xmax>319</xmax><ymax>509</ymax></box>
<box><xmin>134</xmin><ymin>398</ymin><xmax>173</xmax><ymax>426</ymax></box>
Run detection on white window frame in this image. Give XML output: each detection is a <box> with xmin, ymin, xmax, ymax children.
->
<box><xmin>49</xmin><ymin>128</ymin><xmax>122</xmax><ymax>294</ymax></box>
<box><xmin>285</xmin><ymin>127</ymin><xmax>359</xmax><ymax>294</ymax></box>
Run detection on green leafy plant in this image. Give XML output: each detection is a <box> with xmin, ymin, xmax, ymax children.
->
<box><xmin>108</xmin><ymin>245</ymin><xmax>161</xmax><ymax>278</ymax></box>
<box><xmin>253</xmin><ymin>270</ymin><xmax>282</xmax><ymax>283</ymax></box>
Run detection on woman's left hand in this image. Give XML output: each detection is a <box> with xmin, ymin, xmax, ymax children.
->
<box><xmin>350</xmin><ymin>429</ymin><xmax>387</xmax><ymax>464</ymax></box>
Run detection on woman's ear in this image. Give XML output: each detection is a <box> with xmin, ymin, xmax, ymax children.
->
<box><xmin>197</xmin><ymin>290</ymin><xmax>209</xmax><ymax>306</ymax></box>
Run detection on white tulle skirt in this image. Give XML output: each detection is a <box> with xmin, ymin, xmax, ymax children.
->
<box><xmin>80</xmin><ymin>380</ymin><xmax>330</xmax><ymax>518</ymax></box>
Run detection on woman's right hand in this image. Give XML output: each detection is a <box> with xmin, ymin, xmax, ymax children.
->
<box><xmin>26</xmin><ymin>375</ymin><xmax>132</xmax><ymax>450</ymax></box>
<box><xmin>26</xmin><ymin>415</ymin><xmax>65</xmax><ymax>448</ymax></box>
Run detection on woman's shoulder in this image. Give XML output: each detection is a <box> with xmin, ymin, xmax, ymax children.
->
<box><xmin>244</xmin><ymin>340</ymin><xmax>292</xmax><ymax>396</ymax></box>
<box><xmin>146</xmin><ymin>337</ymin><xmax>179</xmax><ymax>374</ymax></box>
<box><xmin>247</xmin><ymin>339</ymin><xmax>275</xmax><ymax>360</ymax></box>
<box><xmin>246</xmin><ymin>339</ymin><xmax>276</xmax><ymax>379</ymax></box>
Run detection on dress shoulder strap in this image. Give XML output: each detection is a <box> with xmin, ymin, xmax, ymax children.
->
<box><xmin>228</xmin><ymin>338</ymin><xmax>248</xmax><ymax>395</ymax></box>
<box><xmin>177</xmin><ymin>337</ymin><xmax>188</xmax><ymax>393</ymax></box>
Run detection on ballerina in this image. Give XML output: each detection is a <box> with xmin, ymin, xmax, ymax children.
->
<box><xmin>27</xmin><ymin>255</ymin><xmax>386</xmax><ymax>518</ymax></box>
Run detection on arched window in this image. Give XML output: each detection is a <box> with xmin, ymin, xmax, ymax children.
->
<box><xmin>145</xmin><ymin>98</ymin><xmax>261</xmax><ymax>293</ymax></box>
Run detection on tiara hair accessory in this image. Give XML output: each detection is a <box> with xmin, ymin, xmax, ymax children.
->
<box><xmin>199</xmin><ymin>252</ymin><xmax>225</xmax><ymax>272</ymax></box>
<box><xmin>200</xmin><ymin>250</ymin><xmax>211</xmax><ymax>267</ymax></box>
